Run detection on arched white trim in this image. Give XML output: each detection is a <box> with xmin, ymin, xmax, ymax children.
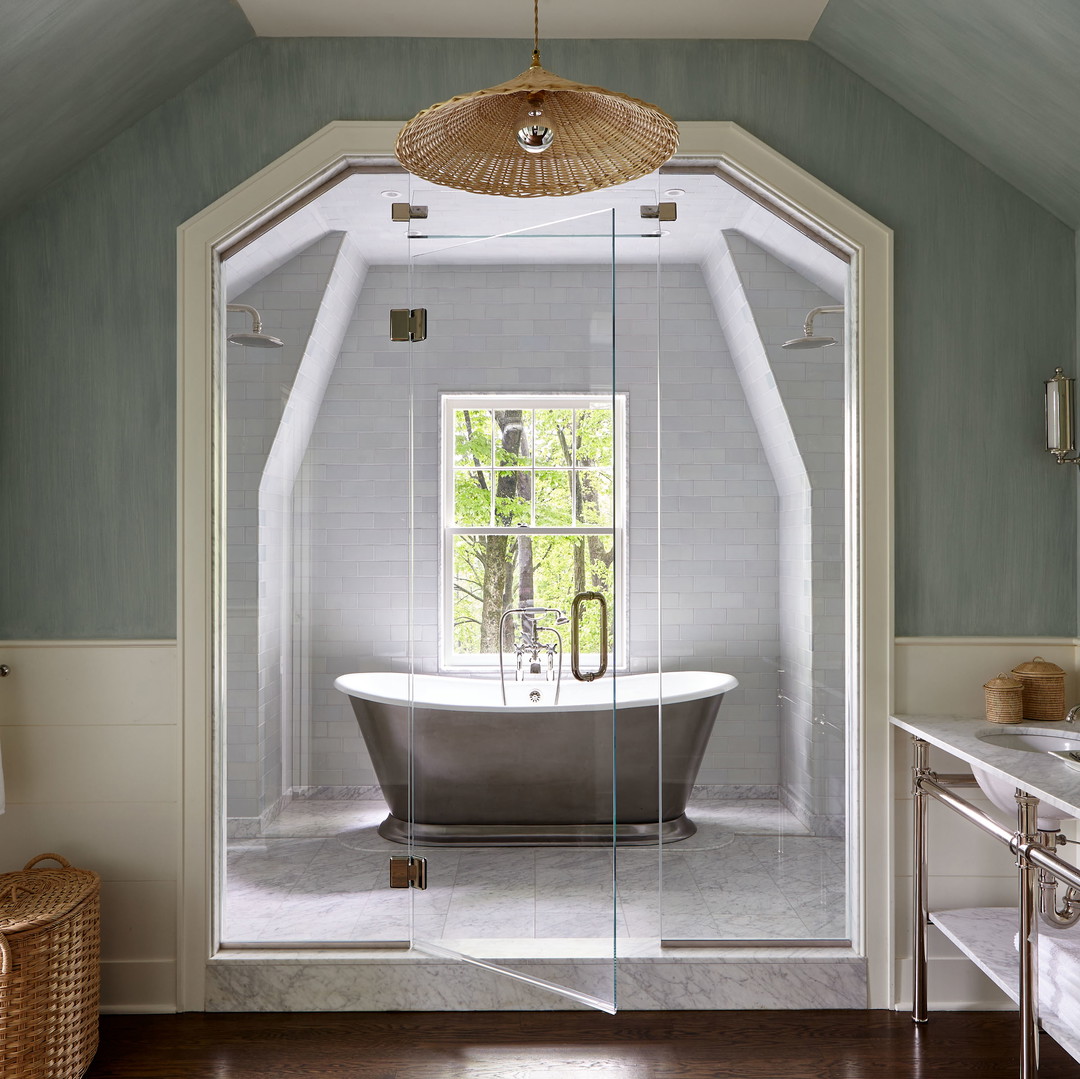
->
<box><xmin>177</xmin><ymin>120</ymin><xmax>893</xmax><ymax>1010</ymax></box>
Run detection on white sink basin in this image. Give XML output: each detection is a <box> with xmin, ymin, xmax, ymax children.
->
<box><xmin>976</xmin><ymin>731</ymin><xmax>1080</xmax><ymax>754</ymax></box>
<box><xmin>971</xmin><ymin>729</ymin><xmax>1080</xmax><ymax>829</ymax></box>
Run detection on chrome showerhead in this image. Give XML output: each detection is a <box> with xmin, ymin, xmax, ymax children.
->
<box><xmin>226</xmin><ymin>303</ymin><xmax>284</xmax><ymax>349</ymax></box>
<box><xmin>783</xmin><ymin>305</ymin><xmax>843</xmax><ymax>350</ymax></box>
<box><xmin>227</xmin><ymin>330</ymin><xmax>285</xmax><ymax>348</ymax></box>
<box><xmin>782</xmin><ymin>334</ymin><xmax>837</xmax><ymax>350</ymax></box>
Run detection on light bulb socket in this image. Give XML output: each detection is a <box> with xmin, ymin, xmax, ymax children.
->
<box><xmin>515</xmin><ymin>92</ymin><xmax>555</xmax><ymax>154</ymax></box>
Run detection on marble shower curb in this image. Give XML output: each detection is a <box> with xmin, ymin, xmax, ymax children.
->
<box><xmin>206</xmin><ymin>950</ymin><xmax>867</xmax><ymax>1011</ymax></box>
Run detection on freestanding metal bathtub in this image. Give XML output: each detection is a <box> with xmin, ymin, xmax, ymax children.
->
<box><xmin>333</xmin><ymin>670</ymin><xmax>738</xmax><ymax>846</ymax></box>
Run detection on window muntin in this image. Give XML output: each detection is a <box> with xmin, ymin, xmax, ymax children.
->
<box><xmin>440</xmin><ymin>393</ymin><xmax>625</xmax><ymax>669</ymax></box>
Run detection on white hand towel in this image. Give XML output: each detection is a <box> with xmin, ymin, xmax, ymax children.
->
<box><xmin>1014</xmin><ymin>922</ymin><xmax>1080</xmax><ymax>1024</ymax></box>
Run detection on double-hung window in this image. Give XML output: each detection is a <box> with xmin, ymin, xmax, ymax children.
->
<box><xmin>440</xmin><ymin>393</ymin><xmax>626</xmax><ymax>670</ymax></box>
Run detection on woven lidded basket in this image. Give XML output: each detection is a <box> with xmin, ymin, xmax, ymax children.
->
<box><xmin>983</xmin><ymin>673</ymin><xmax>1024</xmax><ymax>724</ymax></box>
<box><xmin>1011</xmin><ymin>656</ymin><xmax>1066</xmax><ymax>722</ymax></box>
<box><xmin>0</xmin><ymin>854</ymin><xmax>100</xmax><ymax>1079</ymax></box>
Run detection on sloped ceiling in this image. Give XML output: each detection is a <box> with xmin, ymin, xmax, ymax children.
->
<box><xmin>0</xmin><ymin>0</ymin><xmax>828</xmax><ymax>223</ymax></box>
<box><xmin>813</xmin><ymin>0</ymin><xmax>1080</xmax><ymax>228</ymax></box>
<box><xmin>4</xmin><ymin>0</ymin><xmax>1079</xmax><ymax>231</ymax></box>
<box><xmin>0</xmin><ymin>0</ymin><xmax>253</xmax><ymax>219</ymax></box>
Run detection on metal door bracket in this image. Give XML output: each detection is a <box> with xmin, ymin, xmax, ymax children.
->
<box><xmin>640</xmin><ymin>202</ymin><xmax>677</xmax><ymax>221</ymax></box>
<box><xmin>389</xmin><ymin>855</ymin><xmax>428</xmax><ymax>889</ymax></box>
<box><xmin>390</xmin><ymin>308</ymin><xmax>428</xmax><ymax>342</ymax></box>
<box><xmin>392</xmin><ymin>203</ymin><xmax>429</xmax><ymax>222</ymax></box>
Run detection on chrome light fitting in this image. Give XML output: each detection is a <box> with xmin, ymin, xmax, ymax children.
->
<box><xmin>394</xmin><ymin>0</ymin><xmax>679</xmax><ymax>198</ymax></box>
<box><xmin>1045</xmin><ymin>368</ymin><xmax>1080</xmax><ymax>466</ymax></box>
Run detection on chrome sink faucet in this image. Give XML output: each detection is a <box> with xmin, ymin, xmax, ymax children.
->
<box><xmin>1066</xmin><ymin>703</ymin><xmax>1080</xmax><ymax>723</ymax></box>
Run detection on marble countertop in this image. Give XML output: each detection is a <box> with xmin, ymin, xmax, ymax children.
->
<box><xmin>891</xmin><ymin>714</ymin><xmax>1080</xmax><ymax>821</ymax></box>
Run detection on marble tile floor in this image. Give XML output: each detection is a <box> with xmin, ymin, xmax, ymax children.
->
<box><xmin>224</xmin><ymin>798</ymin><xmax>847</xmax><ymax>945</ymax></box>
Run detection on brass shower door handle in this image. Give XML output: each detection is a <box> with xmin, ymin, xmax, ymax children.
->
<box><xmin>570</xmin><ymin>591</ymin><xmax>608</xmax><ymax>682</ymax></box>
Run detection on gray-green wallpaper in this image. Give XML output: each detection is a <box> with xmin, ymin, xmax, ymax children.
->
<box><xmin>0</xmin><ymin>38</ymin><xmax>1073</xmax><ymax>638</ymax></box>
<box><xmin>813</xmin><ymin>0</ymin><xmax>1080</xmax><ymax>229</ymax></box>
<box><xmin>0</xmin><ymin>0</ymin><xmax>253</xmax><ymax>219</ymax></box>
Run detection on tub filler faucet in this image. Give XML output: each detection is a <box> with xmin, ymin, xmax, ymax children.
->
<box><xmin>499</xmin><ymin>605</ymin><xmax>569</xmax><ymax>705</ymax></box>
<box><xmin>518</xmin><ymin>637</ymin><xmax>557</xmax><ymax>678</ymax></box>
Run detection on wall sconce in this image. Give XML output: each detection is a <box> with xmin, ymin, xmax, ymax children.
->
<box><xmin>1045</xmin><ymin>368</ymin><xmax>1080</xmax><ymax>465</ymax></box>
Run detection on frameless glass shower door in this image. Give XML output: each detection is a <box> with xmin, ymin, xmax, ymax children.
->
<box><xmin>401</xmin><ymin>184</ymin><xmax>621</xmax><ymax>1010</ymax></box>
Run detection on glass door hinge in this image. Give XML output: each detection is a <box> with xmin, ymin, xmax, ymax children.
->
<box><xmin>390</xmin><ymin>308</ymin><xmax>428</xmax><ymax>342</ymax></box>
<box><xmin>389</xmin><ymin>855</ymin><xmax>428</xmax><ymax>889</ymax></box>
<box><xmin>391</xmin><ymin>203</ymin><xmax>429</xmax><ymax>222</ymax></box>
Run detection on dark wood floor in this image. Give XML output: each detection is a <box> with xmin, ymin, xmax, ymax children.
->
<box><xmin>82</xmin><ymin>1010</ymin><xmax>1080</xmax><ymax>1078</ymax></box>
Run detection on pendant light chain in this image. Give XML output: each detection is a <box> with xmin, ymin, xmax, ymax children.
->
<box><xmin>531</xmin><ymin>0</ymin><xmax>541</xmax><ymax>68</ymax></box>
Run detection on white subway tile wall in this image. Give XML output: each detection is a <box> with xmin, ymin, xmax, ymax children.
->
<box><xmin>226</xmin><ymin>230</ymin><xmax>846</xmax><ymax>832</ymax></box>
<box><xmin>717</xmin><ymin>231</ymin><xmax>846</xmax><ymax>832</ymax></box>
<box><xmin>227</xmin><ymin>233</ymin><xmax>369</xmax><ymax>824</ymax></box>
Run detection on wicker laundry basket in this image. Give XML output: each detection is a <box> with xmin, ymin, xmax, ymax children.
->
<box><xmin>0</xmin><ymin>854</ymin><xmax>100</xmax><ymax>1079</ymax></box>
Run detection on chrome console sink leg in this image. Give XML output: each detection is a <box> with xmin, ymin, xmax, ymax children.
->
<box><xmin>912</xmin><ymin>736</ymin><xmax>931</xmax><ymax>1025</ymax></box>
<box><xmin>1015</xmin><ymin>789</ymin><xmax>1040</xmax><ymax>1079</ymax></box>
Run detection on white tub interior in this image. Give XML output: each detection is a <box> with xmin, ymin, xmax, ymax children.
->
<box><xmin>335</xmin><ymin>670</ymin><xmax>739</xmax><ymax>711</ymax></box>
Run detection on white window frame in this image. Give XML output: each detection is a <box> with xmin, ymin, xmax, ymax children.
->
<box><xmin>439</xmin><ymin>391</ymin><xmax>628</xmax><ymax>672</ymax></box>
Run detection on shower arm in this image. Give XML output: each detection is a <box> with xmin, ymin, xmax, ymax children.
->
<box><xmin>226</xmin><ymin>303</ymin><xmax>265</xmax><ymax>334</ymax></box>
<box><xmin>802</xmin><ymin>305</ymin><xmax>844</xmax><ymax>337</ymax></box>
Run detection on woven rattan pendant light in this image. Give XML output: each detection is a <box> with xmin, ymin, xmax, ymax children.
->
<box><xmin>395</xmin><ymin>0</ymin><xmax>679</xmax><ymax>198</ymax></box>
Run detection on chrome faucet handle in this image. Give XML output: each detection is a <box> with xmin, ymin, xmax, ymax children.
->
<box><xmin>1066</xmin><ymin>704</ymin><xmax>1080</xmax><ymax>723</ymax></box>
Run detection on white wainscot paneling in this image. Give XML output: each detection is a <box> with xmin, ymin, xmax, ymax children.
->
<box><xmin>0</xmin><ymin>641</ymin><xmax>180</xmax><ymax>1012</ymax></box>
<box><xmin>894</xmin><ymin>638</ymin><xmax>1079</xmax><ymax>716</ymax></box>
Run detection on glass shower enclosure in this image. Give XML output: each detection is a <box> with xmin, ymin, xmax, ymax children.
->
<box><xmin>218</xmin><ymin>163</ymin><xmax>851</xmax><ymax>1012</ymax></box>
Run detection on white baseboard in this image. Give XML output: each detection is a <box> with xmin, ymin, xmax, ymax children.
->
<box><xmin>101</xmin><ymin>959</ymin><xmax>179</xmax><ymax>1012</ymax></box>
<box><xmin>893</xmin><ymin>956</ymin><xmax>1012</xmax><ymax>1011</ymax></box>
<box><xmin>100</xmin><ymin>1005</ymin><xmax>178</xmax><ymax>1015</ymax></box>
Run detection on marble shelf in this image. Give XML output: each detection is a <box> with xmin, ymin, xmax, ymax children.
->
<box><xmin>931</xmin><ymin>907</ymin><xmax>1080</xmax><ymax>1065</ymax></box>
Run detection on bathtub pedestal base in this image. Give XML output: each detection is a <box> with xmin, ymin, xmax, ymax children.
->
<box><xmin>377</xmin><ymin>814</ymin><xmax>696</xmax><ymax>846</ymax></box>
